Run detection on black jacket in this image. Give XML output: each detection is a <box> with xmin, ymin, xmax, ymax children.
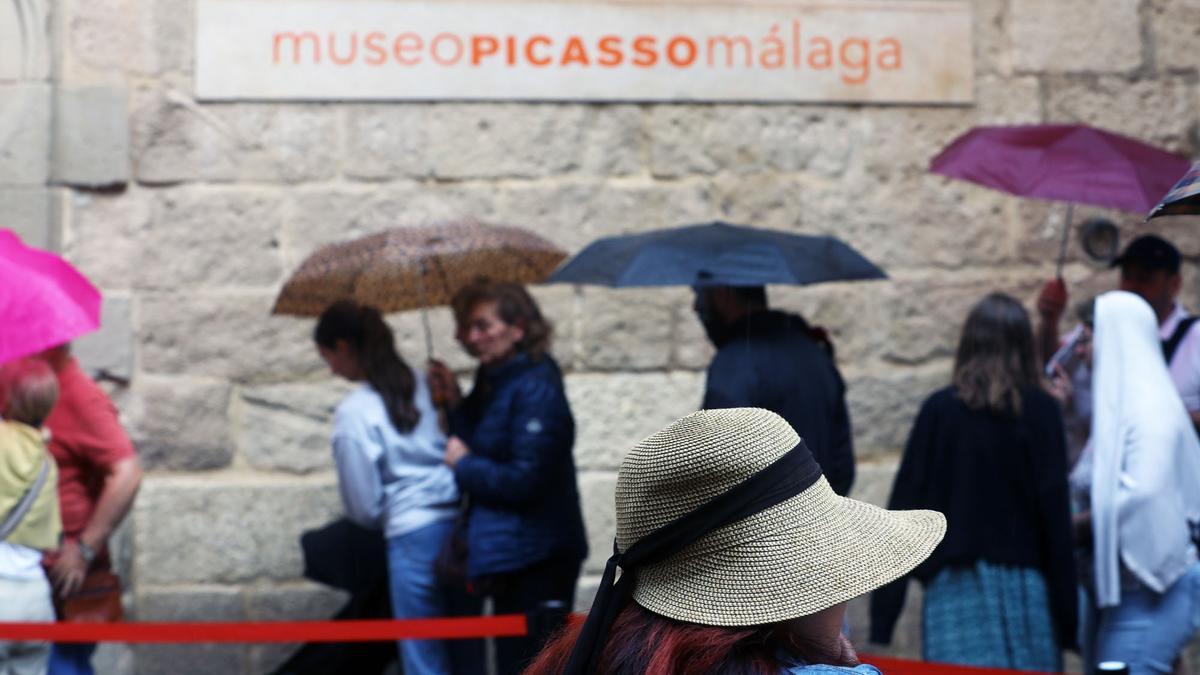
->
<box><xmin>451</xmin><ymin>352</ymin><xmax>588</xmax><ymax>579</ymax></box>
<box><xmin>701</xmin><ymin>310</ymin><xmax>855</xmax><ymax>495</ymax></box>
<box><xmin>868</xmin><ymin>386</ymin><xmax>1077</xmax><ymax>649</ymax></box>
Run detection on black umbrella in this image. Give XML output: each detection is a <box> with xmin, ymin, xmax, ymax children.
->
<box><xmin>547</xmin><ymin>221</ymin><xmax>886</xmax><ymax>287</ymax></box>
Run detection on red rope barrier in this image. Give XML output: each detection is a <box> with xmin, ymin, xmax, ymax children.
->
<box><xmin>0</xmin><ymin>615</ymin><xmax>527</xmax><ymax>643</ymax></box>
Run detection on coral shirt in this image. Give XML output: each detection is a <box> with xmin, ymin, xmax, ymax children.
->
<box><xmin>43</xmin><ymin>358</ymin><xmax>135</xmax><ymax>542</ymax></box>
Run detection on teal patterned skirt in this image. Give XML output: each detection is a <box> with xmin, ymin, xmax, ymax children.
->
<box><xmin>923</xmin><ymin>561</ymin><xmax>1061</xmax><ymax>672</ymax></box>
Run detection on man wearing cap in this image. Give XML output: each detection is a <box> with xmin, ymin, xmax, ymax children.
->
<box><xmin>692</xmin><ymin>285</ymin><xmax>855</xmax><ymax>495</ymax></box>
<box><xmin>1039</xmin><ymin>234</ymin><xmax>1200</xmax><ymax>429</ymax></box>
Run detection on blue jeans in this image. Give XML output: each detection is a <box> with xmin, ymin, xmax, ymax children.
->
<box><xmin>47</xmin><ymin>643</ymin><xmax>96</xmax><ymax>675</ymax></box>
<box><xmin>388</xmin><ymin>520</ymin><xmax>454</xmax><ymax>675</ymax></box>
<box><xmin>1094</xmin><ymin>562</ymin><xmax>1200</xmax><ymax>674</ymax></box>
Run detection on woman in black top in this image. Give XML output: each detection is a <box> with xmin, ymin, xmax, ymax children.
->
<box><xmin>869</xmin><ymin>292</ymin><xmax>1076</xmax><ymax>671</ymax></box>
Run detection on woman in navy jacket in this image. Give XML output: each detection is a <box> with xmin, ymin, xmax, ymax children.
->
<box><xmin>428</xmin><ymin>279</ymin><xmax>587</xmax><ymax>675</ymax></box>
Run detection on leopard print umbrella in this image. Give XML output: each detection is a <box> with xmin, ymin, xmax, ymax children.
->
<box><xmin>272</xmin><ymin>221</ymin><xmax>567</xmax><ymax>317</ymax></box>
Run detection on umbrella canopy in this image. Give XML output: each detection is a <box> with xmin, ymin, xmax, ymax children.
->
<box><xmin>273</xmin><ymin>221</ymin><xmax>568</xmax><ymax>316</ymax></box>
<box><xmin>931</xmin><ymin>124</ymin><xmax>1191</xmax><ymax>214</ymax></box>
<box><xmin>0</xmin><ymin>229</ymin><xmax>102</xmax><ymax>365</ymax></box>
<box><xmin>547</xmin><ymin>221</ymin><xmax>886</xmax><ymax>288</ymax></box>
<box><xmin>1148</xmin><ymin>161</ymin><xmax>1200</xmax><ymax>220</ymax></box>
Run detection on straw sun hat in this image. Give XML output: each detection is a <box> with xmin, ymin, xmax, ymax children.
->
<box><xmin>616</xmin><ymin>407</ymin><xmax>946</xmax><ymax>626</ymax></box>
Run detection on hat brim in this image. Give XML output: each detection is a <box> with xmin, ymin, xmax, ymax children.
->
<box><xmin>632</xmin><ymin>477</ymin><xmax>946</xmax><ymax>626</ymax></box>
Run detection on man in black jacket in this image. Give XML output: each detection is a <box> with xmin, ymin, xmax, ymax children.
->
<box><xmin>694</xmin><ymin>285</ymin><xmax>856</xmax><ymax>495</ymax></box>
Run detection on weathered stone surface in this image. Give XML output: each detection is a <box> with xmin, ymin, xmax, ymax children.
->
<box><xmin>134</xmin><ymin>189</ymin><xmax>283</xmax><ymax>291</ymax></box>
<box><xmin>132</xmin><ymin>95</ymin><xmax>338</xmax><ymax>184</ymax></box>
<box><xmin>128</xmin><ymin>376</ymin><xmax>234</xmax><ymax>471</ymax></box>
<box><xmin>65</xmin><ymin>0</ymin><xmax>157</xmax><ymax>77</ymax></box>
<box><xmin>1043</xmin><ymin>75</ymin><xmax>1197</xmax><ymax>152</ymax></box>
<box><xmin>73</xmin><ymin>295</ymin><xmax>134</xmax><ymax>380</ymax></box>
<box><xmin>577</xmin><ymin>287</ymin><xmax>674</xmax><ymax>371</ymax></box>
<box><xmin>140</xmin><ymin>292</ymin><xmax>322</xmax><ymax>381</ymax></box>
<box><xmin>565</xmin><ymin>371</ymin><xmax>705</xmax><ymax>470</ymax></box>
<box><xmin>343</xmin><ymin>104</ymin><xmax>642</xmax><ymax>181</ymax></box>
<box><xmin>672</xmin><ymin>299</ymin><xmax>714</xmax><ymax>371</ymax></box>
<box><xmin>848</xmin><ymin>458</ymin><xmax>900</xmax><ymax>508</ymax></box>
<box><xmin>578</xmin><ymin>472</ymin><xmax>617</xmax><ymax>575</ymax></box>
<box><xmin>236</xmin><ymin>381</ymin><xmax>348</xmax><ymax>474</ymax></box>
<box><xmin>648</xmin><ymin>106</ymin><xmax>859</xmax><ymax>179</ymax></box>
<box><xmin>705</xmin><ymin>174</ymin><xmax>822</xmax><ymax>234</ymax></box>
<box><xmin>847</xmin><ymin>584</ymin><xmax>923</xmax><ymax>659</ymax></box>
<box><xmin>1149</xmin><ymin>1</ymin><xmax>1200</xmax><ymax>73</ymax></box>
<box><xmin>134</xmin><ymin>477</ymin><xmax>341</xmax><ymax>584</ymax></box>
<box><xmin>0</xmin><ymin>0</ymin><xmax>50</xmax><ymax>81</ymax></box>
<box><xmin>133</xmin><ymin>586</ymin><xmax>246</xmax><ymax>675</ymax></box>
<box><xmin>494</xmin><ymin>178</ymin><xmax>714</xmax><ymax>254</ymax></box>
<box><xmin>1009</xmin><ymin>0</ymin><xmax>1142</xmax><ymax>74</ymax></box>
<box><xmin>771</xmin><ymin>283</ymin><xmax>889</xmax><ymax>368</ymax></box>
<box><xmin>0</xmin><ymin>187</ymin><xmax>57</xmax><ymax>250</ymax></box>
<box><xmin>845</xmin><ymin>364</ymin><xmax>950</xmax><ymax>458</ymax></box>
<box><xmin>974</xmin><ymin>0</ymin><xmax>1012</xmax><ymax>76</ymax></box>
<box><xmin>0</xmin><ymin>83</ymin><xmax>51</xmax><ymax>185</ymax></box>
<box><xmin>860</xmin><ymin>74</ymin><xmax>1042</xmax><ymax>178</ymax></box>
<box><xmin>63</xmin><ymin>188</ymin><xmax>151</xmax><ymax>289</ymax></box>
<box><xmin>247</xmin><ymin>582</ymin><xmax>351</xmax><ymax>674</ymax></box>
<box><xmin>52</xmin><ymin>85</ymin><xmax>130</xmax><ymax>186</ymax></box>
<box><xmin>93</xmin><ymin>644</ymin><xmax>135</xmax><ymax>675</ymax></box>
<box><xmin>281</xmin><ymin>184</ymin><xmax>502</xmax><ymax>269</ymax></box>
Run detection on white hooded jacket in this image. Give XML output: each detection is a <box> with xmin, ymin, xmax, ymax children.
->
<box><xmin>1074</xmin><ymin>291</ymin><xmax>1200</xmax><ymax>607</ymax></box>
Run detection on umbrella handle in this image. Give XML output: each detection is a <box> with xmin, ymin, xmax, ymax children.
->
<box><xmin>1056</xmin><ymin>203</ymin><xmax>1074</xmax><ymax>278</ymax></box>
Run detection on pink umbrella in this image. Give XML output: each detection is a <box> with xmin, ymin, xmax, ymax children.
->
<box><xmin>931</xmin><ymin>124</ymin><xmax>1192</xmax><ymax>273</ymax></box>
<box><xmin>0</xmin><ymin>229</ymin><xmax>102</xmax><ymax>365</ymax></box>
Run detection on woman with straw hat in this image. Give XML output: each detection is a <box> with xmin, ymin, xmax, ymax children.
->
<box><xmin>524</xmin><ymin>407</ymin><xmax>946</xmax><ymax>675</ymax></box>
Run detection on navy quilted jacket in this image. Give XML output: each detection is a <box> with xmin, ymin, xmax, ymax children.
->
<box><xmin>450</xmin><ymin>352</ymin><xmax>587</xmax><ymax>579</ymax></box>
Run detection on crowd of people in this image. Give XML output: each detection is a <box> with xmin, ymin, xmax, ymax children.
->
<box><xmin>4</xmin><ymin>233</ymin><xmax>1200</xmax><ymax>675</ymax></box>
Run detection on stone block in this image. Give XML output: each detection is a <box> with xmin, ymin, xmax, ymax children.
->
<box><xmin>133</xmin><ymin>586</ymin><xmax>247</xmax><ymax>675</ymax></box>
<box><xmin>73</xmin><ymin>295</ymin><xmax>134</xmax><ymax>381</ymax></box>
<box><xmin>575</xmin><ymin>575</ymin><xmax>601</xmax><ymax>613</ymax></box>
<box><xmin>848</xmin><ymin>458</ymin><xmax>900</xmax><ymax>508</ymax></box>
<box><xmin>578</xmin><ymin>472</ymin><xmax>617</xmax><ymax>575</ymax></box>
<box><xmin>65</xmin><ymin>0</ymin><xmax>157</xmax><ymax>77</ymax></box>
<box><xmin>1043</xmin><ymin>75</ymin><xmax>1197</xmax><ymax>153</ymax></box>
<box><xmin>52</xmin><ymin>86</ymin><xmax>130</xmax><ymax>187</ymax></box>
<box><xmin>494</xmin><ymin>179</ymin><xmax>714</xmax><ymax>255</ymax></box>
<box><xmin>1009</xmin><ymin>0</ymin><xmax>1142</xmax><ymax>74</ymax></box>
<box><xmin>672</xmin><ymin>300</ymin><xmax>714</xmax><ymax>371</ymax></box>
<box><xmin>564</xmin><ymin>371</ymin><xmax>705</xmax><ymax>470</ymax></box>
<box><xmin>63</xmin><ymin>188</ymin><xmax>151</xmax><ymax>289</ymax></box>
<box><xmin>0</xmin><ymin>188</ymin><xmax>58</xmax><ymax>250</ymax></box>
<box><xmin>845</xmin><ymin>364</ymin><xmax>950</xmax><ymax>459</ymax></box>
<box><xmin>236</xmin><ymin>381</ymin><xmax>349</xmax><ymax>474</ymax></box>
<box><xmin>132</xmin><ymin>95</ymin><xmax>338</xmax><ymax>184</ymax></box>
<box><xmin>973</xmin><ymin>0</ymin><xmax>1012</xmax><ymax>76</ymax></box>
<box><xmin>705</xmin><ymin>174</ymin><xmax>824</xmax><ymax>235</ymax></box>
<box><xmin>0</xmin><ymin>0</ymin><xmax>50</xmax><ymax>81</ymax></box>
<box><xmin>135</xmin><ymin>189</ymin><xmax>283</xmax><ymax>291</ymax></box>
<box><xmin>1150</xmin><ymin>1</ymin><xmax>1200</xmax><ymax>73</ymax></box>
<box><xmin>93</xmin><ymin>644</ymin><xmax>135</xmax><ymax>675</ymax></box>
<box><xmin>281</xmin><ymin>185</ymin><xmax>502</xmax><ymax>269</ymax></box>
<box><xmin>343</xmin><ymin>104</ymin><xmax>642</xmax><ymax>181</ymax></box>
<box><xmin>860</xmin><ymin>74</ymin><xmax>1042</xmax><ymax>178</ymax></box>
<box><xmin>648</xmin><ymin>106</ymin><xmax>858</xmax><ymax>179</ymax></box>
<box><xmin>152</xmin><ymin>0</ymin><xmax>194</xmax><ymax>75</ymax></box>
<box><xmin>139</xmin><ymin>292</ymin><xmax>323</xmax><ymax>381</ymax></box>
<box><xmin>530</xmin><ymin>284</ymin><xmax>580</xmax><ymax>371</ymax></box>
<box><xmin>247</xmin><ymin>582</ymin><xmax>351</xmax><ymax>674</ymax></box>
<box><xmin>128</xmin><ymin>376</ymin><xmax>234</xmax><ymax>470</ymax></box>
<box><xmin>0</xmin><ymin>82</ymin><xmax>51</xmax><ymax>184</ymax></box>
<box><xmin>847</xmin><ymin>584</ymin><xmax>923</xmax><ymax>659</ymax></box>
<box><xmin>770</xmin><ymin>283</ymin><xmax>889</xmax><ymax>368</ymax></box>
<box><xmin>134</xmin><ymin>476</ymin><xmax>341</xmax><ymax>584</ymax></box>
<box><xmin>576</xmin><ymin>287</ymin><xmax>674</xmax><ymax>371</ymax></box>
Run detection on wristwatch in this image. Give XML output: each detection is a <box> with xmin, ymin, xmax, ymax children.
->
<box><xmin>77</xmin><ymin>539</ymin><xmax>97</xmax><ymax>567</ymax></box>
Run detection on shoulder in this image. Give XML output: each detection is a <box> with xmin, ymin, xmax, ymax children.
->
<box><xmin>782</xmin><ymin>665</ymin><xmax>882</xmax><ymax>675</ymax></box>
<box><xmin>334</xmin><ymin>386</ymin><xmax>385</xmax><ymax>427</ymax></box>
<box><xmin>921</xmin><ymin>386</ymin><xmax>959</xmax><ymax>414</ymax></box>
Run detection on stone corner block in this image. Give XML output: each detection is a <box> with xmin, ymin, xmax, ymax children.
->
<box><xmin>0</xmin><ymin>82</ymin><xmax>51</xmax><ymax>185</ymax></box>
<box><xmin>73</xmin><ymin>295</ymin><xmax>134</xmax><ymax>381</ymax></box>
<box><xmin>52</xmin><ymin>85</ymin><xmax>131</xmax><ymax>187</ymax></box>
<box><xmin>0</xmin><ymin>187</ymin><xmax>59</xmax><ymax>250</ymax></box>
<box><xmin>127</xmin><ymin>377</ymin><xmax>235</xmax><ymax>471</ymax></box>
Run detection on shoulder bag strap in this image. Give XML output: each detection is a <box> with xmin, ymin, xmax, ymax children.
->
<box><xmin>1163</xmin><ymin>316</ymin><xmax>1199</xmax><ymax>365</ymax></box>
<box><xmin>0</xmin><ymin>456</ymin><xmax>50</xmax><ymax>542</ymax></box>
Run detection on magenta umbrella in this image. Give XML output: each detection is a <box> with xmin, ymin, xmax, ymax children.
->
<box><xmin>0</xmin><ymin>229</ymin><xmax>102</xmax><ymax>365</ymax></box>
<box><xmin>931</xmin><ymin>124</ymin><xmax>1192</xmax><ymax>273</ymax></box>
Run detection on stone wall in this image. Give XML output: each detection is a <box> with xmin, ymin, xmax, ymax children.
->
<box><xmin>3</xmin><ymin>0</ymin><xmax>1200</xmax><ymax>672</ymax></box>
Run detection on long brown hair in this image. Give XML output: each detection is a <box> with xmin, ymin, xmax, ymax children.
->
<box><xmin>452</xmin><ymin>278</ymin><xmax>553</xmax><ymax>360</ymax></box>
<box><xmin>314</xmin><ymin>300</ymin><xmax>420</xmax><ymax>432</ymax></box>
<box><xmin>953</xmin><ymin>292</ymin><xmax>1040</xmax><ymax>415</ymax></box>
<box><xmin>523</xmin><ymin>603</ymin><xmax>855</xmax><ymax>675</ymax></box>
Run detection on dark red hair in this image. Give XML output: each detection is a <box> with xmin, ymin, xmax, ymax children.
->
<box><xmin>523</xmin><ymin>602</ymin><xmax>853</xmax><ymax>675</ymax></box>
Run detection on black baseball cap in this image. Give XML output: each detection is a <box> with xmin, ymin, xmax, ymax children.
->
<box><xmin>1111</xmin><ymin>234</ymin><xmax>1181</xmax><ymax>274</ymax></box>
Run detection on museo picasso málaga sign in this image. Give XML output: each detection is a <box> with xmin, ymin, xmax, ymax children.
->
<box><xmin>194</xmin><ymin>0</ymin><xmax>973</xmax><ymax>104</ymax></box>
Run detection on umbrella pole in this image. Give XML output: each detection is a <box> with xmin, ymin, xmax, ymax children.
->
<box><xmin>1055</xmin><ymin>203</ymin><xmax>1075</xmax><ymax>278</ymax></box>
<box><xmin>416</xmin><ymin>260</ymin><xmax>434</xmax><ymax>360</ymax></box>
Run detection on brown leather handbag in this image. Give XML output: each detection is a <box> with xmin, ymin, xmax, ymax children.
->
<box><xmin>57</xmin><ymin>570</ymin><xmax>124</xmax><ymax>623</ymax></box>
